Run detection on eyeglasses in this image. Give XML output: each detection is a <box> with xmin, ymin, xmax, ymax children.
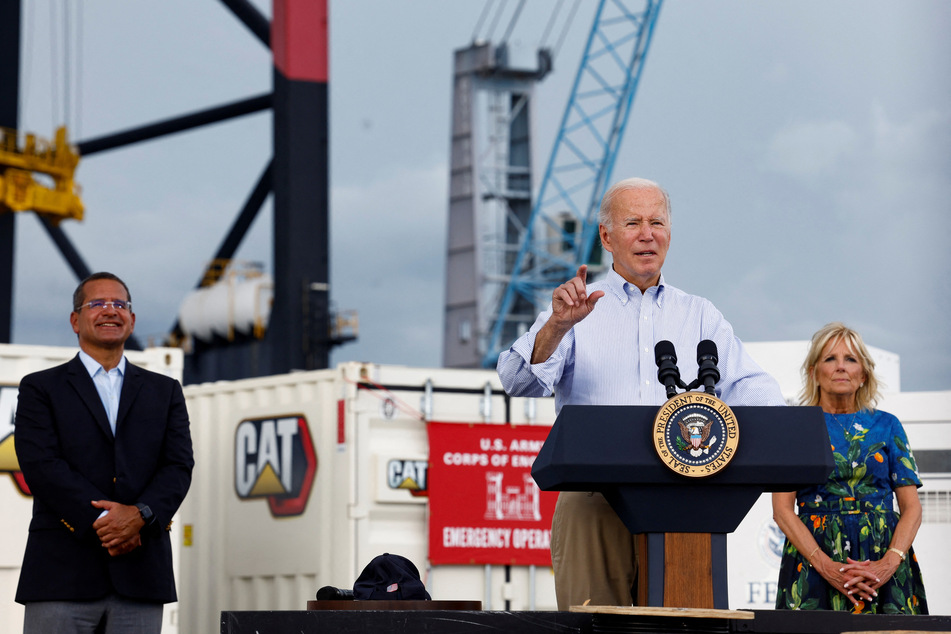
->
<box><xmin>76</xmin><ymin>299</ymin><xmax>132</xmax><ymax>312</ymax></box>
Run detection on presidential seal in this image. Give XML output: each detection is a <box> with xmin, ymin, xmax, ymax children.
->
<box><xmin>652</xmin><ymin>392</ymin><xmax>739</xmax><ymax>477</ymax></box>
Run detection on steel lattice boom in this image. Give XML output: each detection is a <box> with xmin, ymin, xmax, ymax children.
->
<box><xmin>483</xmin><ymin>0</ymin><xmax>663</xmax><ymax>368</ymax></box>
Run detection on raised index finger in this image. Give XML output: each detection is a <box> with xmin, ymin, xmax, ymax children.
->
<box><xmin>576</xmin><ymin>264</ymin><xmax>588</xmax><ymax>286</ymax></box>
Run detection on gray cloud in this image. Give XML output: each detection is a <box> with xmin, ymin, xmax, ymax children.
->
<box><xmin>10</xmin><ymin>1</ymin><xmax>951</xmax><ymax>392</ymax></box>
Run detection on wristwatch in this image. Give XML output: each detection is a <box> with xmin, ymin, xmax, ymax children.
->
<box><xmin>135</xmin><ymin>503</ymin><xmax>156</xmax><ymax>527</ymax></box>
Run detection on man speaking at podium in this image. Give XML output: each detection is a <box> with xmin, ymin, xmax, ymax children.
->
<box><xmin>497</xmin><ymin>177</ymin><xmax>784</xmax><ymax>610</ymax></box>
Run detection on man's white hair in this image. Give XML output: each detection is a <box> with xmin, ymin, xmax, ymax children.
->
<box><xmin>598</xmin><ymin>177</ymin><xmax>671</xmax><ymax>229</ymax></box>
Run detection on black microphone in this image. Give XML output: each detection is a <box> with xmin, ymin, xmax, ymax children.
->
<box><xmin>316</xmin><ymin>586</ymin><xmax>355</xmax><ymax>601</ymax></box>
<box><xmin>655</xmin><ymin>340</ymin><xmax>681</xmax><ymax>398</ymax></box>
<box><xmin>696</xmin><ymin>340</ymin><xmax>720</xmax><ymax>395</ymax></box>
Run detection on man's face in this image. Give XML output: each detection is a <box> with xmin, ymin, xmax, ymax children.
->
<box><xmin>599</xmin><ymin>187</ymin><xmax>671</xmax><ymax>291</ymax></box>
<box><xmin>70</xmin><ymin>279</ymin><xmax>135</xmax><ymax>352</ymax></box>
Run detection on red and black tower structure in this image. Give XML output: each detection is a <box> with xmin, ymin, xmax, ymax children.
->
<box><xmin>270</xmin><ymin>0</ymin><xmax>331</xmax><ymax>373</ymax></box>
<box><xmin>1</xmin><ymin>0</ymin><xmax>345</xmax><ymax>382</ymax></box>
<box><xmin>0</xmin><ymin>0</ymin><xmax>21</xmax><ymax>343</ymax></box>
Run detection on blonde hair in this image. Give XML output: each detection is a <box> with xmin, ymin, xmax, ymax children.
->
<box><xmin>799</xmin><ymin>322</ymin><xmax>880</xmax><ymax>412</ymax></box>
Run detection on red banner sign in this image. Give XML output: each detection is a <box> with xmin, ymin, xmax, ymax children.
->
<box><xmin>427</xmin><ymin>422</ymin><xmax>556</xmax><ymax>566</ymax></box>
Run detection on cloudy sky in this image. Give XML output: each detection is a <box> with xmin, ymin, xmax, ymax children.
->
<box><xmin>10</xmin><ymin>1</ymin><xmax>950</xmax><ymax>392</ymax></box>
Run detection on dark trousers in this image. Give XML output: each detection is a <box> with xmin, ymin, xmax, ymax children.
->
<box><xmin>23</xmin><ymin>594</ymin><xmax>163</xmax><ymax>634</ymax></box>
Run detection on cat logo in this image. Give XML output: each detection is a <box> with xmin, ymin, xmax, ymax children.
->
<box><xmin>235</xmin><ymin>415</ymin><xmax>317</xmax><ymax>517</ymax></box>
<box><xmin>0</xmin><ymin>386</ymin><xmax>30</xmax><ymax>496</ymax></box>
<box><xmin>387</xmin><ymin>459</ymin><xmax>428</xmax><ymax>497</ymax></box>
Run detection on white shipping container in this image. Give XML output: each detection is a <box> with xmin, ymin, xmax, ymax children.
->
<box><xmin>177</xmin><ymin>361</ymin><xmax>558</xmax><ymax>634</ymax></box>
<box><xmin>0</xmin><ymin>344</ymin><xmax>185</xmax><ymax>634</ymax></box>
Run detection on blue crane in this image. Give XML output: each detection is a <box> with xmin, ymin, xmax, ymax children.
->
<box><xmin>482</xmin><ymin>0</ymin><xmax>663</xmax><ymax>368</ymax></box>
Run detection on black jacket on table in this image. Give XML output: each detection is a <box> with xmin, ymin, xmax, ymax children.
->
<box><xmin>14</xmin><ymin>355</ymin><xmax>194</xmax><ymax>604</ymax></box>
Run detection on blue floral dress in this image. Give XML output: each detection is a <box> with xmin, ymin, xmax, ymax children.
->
<box><xmin>775</xmin><ymin>409</ymin><xmax>928</xmax><ymax>613</ymax></box>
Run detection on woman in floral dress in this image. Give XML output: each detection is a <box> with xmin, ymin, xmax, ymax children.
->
<box><xmin>773</xmin><ymin>322</ymin><xmax>928</xmax><ymax>613</ymax></box>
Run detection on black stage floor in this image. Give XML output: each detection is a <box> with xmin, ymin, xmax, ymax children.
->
<box><xmin>222</xmin><ymin>609</ymin><xmax>951</xmax><ymax>634</ymax></box>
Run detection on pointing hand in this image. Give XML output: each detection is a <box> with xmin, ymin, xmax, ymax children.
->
<box><xmin>549</xmin><ymin>265</ymin><xmax>604</xmax><ymax>331</ymax></box>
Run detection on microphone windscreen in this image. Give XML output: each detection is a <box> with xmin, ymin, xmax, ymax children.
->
<box><xmin>655</xmin><ymin>340</ymin><xmax>677</xmax><ymax>364</ymax></box>
<box><xmin>697</xmin><ymin>339</ymin><xmax>718</xmax><ymax>363</ymax></box>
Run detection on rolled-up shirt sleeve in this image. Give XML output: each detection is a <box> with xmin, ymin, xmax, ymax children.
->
<box><xmin>497</xmin><ymin>308</ymin><xmax>574</xmax><ymax>398</ymax></box>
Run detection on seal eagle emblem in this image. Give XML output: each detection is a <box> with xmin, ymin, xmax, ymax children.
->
<box><xmin>678</xmin><ymin>414</ymin><xmax>716</xmax><ymax>456</ymax></box>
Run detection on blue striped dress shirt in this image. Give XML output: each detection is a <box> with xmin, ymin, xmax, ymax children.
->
<box><xmin>497</xmin><ymin>269</ymin><xmax>785</xmax><ymax>413</ymax></box>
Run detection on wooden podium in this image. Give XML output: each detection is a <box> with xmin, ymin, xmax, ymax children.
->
<box><xmin>532</xmin><ymin>404</ymin><xmax>833</xmax><ymax>609</ymax></box>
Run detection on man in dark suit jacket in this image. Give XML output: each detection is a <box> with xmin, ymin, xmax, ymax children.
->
<box><xmin>14</xmin><ymin>272</ymin><xmax>194</xmax><ymax>634</ymax></box>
